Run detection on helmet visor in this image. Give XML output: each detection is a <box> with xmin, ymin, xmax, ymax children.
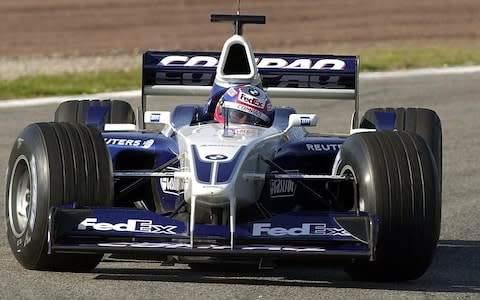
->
<box><xmin>228</xmin><ymin>109</ymin><xmax>257</xmax><ymax>124</ymax></box>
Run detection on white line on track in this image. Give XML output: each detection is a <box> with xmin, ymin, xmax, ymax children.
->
<box><xmin>1</xmin><ymin>65</ymin><xmax>480</xmax><ymax>109</ymax></box>
<box><xmin>0</xmin><ymin>90</ymin><xmax>141</xmax><ymax>109</ymax></box>
<box><xmin>360</xmin><ymin>65</ymin><xmax>480</xmax><ymax>80</ymax></box>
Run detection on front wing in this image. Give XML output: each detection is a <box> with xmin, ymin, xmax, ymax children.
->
<box><xmin>49</xmin><ymin>208</ymin><xmax>378</xmax><ymax>260</ymax></box>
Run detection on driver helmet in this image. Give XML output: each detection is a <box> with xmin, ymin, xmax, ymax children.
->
<box><xmin>213</xmin><ymin>85</ymin><xmax>273</xmax><ymax>127</ymax></box>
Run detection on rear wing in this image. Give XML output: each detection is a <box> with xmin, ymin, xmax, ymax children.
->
<box><xmin>142</xmin><ymin>51</ymin><xmax>359</xmax><ymax>127</ymax></box>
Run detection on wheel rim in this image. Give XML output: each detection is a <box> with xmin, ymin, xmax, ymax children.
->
<box><xmin>9</xmin><ymin>155</ymin><xmax>34</xmax><ymax>238</ymax></box>
<box><xmin>339</xmin><ymin>165</ymin><xmax>363</xmax><ymax>211</ymax></box>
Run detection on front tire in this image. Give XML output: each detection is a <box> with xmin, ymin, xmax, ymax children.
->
<box><xmin>337</xmin><ymin>131</ymin><xmax>441</xmax><ymax>281</ymax></box>
<box><xmin>6</xmin><ymin>122</ymin><xmax>113</xmax><ymax>271</ymax></box>
<box><xmin>360</xmin><ymin>107</ymin><xmax>442</xmax><ymax>186</ymax></box>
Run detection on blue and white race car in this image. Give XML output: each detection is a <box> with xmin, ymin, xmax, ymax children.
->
<box><xmin>5</xmin><ymin>14</ymin><xmax>442</xmax><ymax>281</ymax></box>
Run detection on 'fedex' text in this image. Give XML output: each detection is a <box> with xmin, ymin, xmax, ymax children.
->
<box><xmin>78</xmin><ymin>218</ymin><xmax>177</xmax><ymax>235</ymax></box>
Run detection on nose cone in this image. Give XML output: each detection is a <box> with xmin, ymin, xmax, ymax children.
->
<box><xmin>191</xmin><ymin>143</ymin><xmax>246</xmax><ymax>185</ymax></box>
<box><xmin>177</xmin><ymin>123</ymin><xmax>273</xmax><ymax>208</ymax></box>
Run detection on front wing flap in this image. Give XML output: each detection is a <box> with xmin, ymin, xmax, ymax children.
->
<box><xmin>48</xmin><ymin>207</ymin><xmax>378</xmax><ymax>259</ymax></box>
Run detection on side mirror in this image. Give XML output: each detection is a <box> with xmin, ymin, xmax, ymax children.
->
<box><xmin>287</xmin><ymin>114</ymin><xmax>318</xmax><ymax>128</ymax></box>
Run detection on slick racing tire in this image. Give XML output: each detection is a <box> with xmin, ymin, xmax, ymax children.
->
<box><xmin>54</xmin><ymin>99</ymin><xmax>135</xmax><ymax>129</ymax></box>
<box><xmin>360</xmin><ymin>107</ymin><xmax>442</xmax><ymax>186</ymax></box>
<box><xmin>6</xmin><ymin>122</ymin><xmax>113</xmax><ymax>271</ymax></box>
<box><xmin>336</xmin><ymin>131</ymin><xmax>441</xmax><ymax>281</ymax></box>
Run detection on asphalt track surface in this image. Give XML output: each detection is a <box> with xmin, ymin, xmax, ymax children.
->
<box><xmin>1</xmin><ymin>72</ymin><xmax>479</xmax><ymax>299</ymax></box>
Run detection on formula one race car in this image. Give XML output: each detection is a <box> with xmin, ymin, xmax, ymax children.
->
<box><xmin>5</xmin><ymin>14</ymin><xmax>442</xmax><ymax>281</ymax></box>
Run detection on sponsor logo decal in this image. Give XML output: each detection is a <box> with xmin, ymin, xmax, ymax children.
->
<box><xmin>226</xmin><ymin>87</ymin><xmax>238</xmax><ymax>97</ymax></box>
<box><xmin>257</xmin><ymin>58</ymin><xmax>346</xmax><ymax>70</ymax></box>
<box><xmin>104</xmin><ymin>138</ymin><xmax>155</xmax><ymax>149</ymax></box>
<box><xmin>160</xmin><ymin>178</ymin><xmax>184</xmax><ymax>195</ymax></box>
<box><xmin>270</xmin><ymin>179</ymin><xmax>296</xmax><ymax>198</ymax></box>
<box><xmin>300</xmin><ymin>116</ymin><xmax>312</xmax><ymax>126</ymax></box>
<box><xmin>159</xmin><ymin>55</ymin><xmax>218</xmax><ymax>67</ymax></box>
<box><xmin>149</xmin><ymin>113</ymin><xmax>162</xmax><ymax>123</ymax></box>
<box><xmin>78</xmin><ymin>218</ymin><xmax>177</xmax><ymax>235</ymax></box>
<box><xmin>142</xmin><ymin>139</ymin><xmax>155</xmax><ymax>148</ymax></box>
<box><xmin>305</xmin><ymin>143</ymin><xmax>341</xmax><ymax>152</ymax></box>
<box><xmin>154</xmin><ymin>53</ymin><xmax>351</xmax><ymax>89</ymax></box>
<box><xmin>239</xmin><ymin>92</ymin><xmax>263</xmax><ymax>108</ymax></box>
<box><xmin>248</xmin><ymin>87</ymin><xmax>260</xmax><ymax>96</ymax></box>
<box><xmin>233</xmin><ymin>128</ymin><xmax>261</xmax><ymax>136</ymax></box>
<box><xmin>252</xmin><ymin>223</ymin><xmax>351</xmax><ymax>237</ymax></box>
<box><xmin>205</xmin><ymin>154</ymin><xmax>228</xmax><ymax>161</ymax></box>
<box><xmin>236</xmin><ymin>103</ymin><xmax>269</xmax><ymax>121</ymax></box>
<box><xmin>159</xmin><ymin>55</ymin><xmax>347</xmax><ymax>70</ymax></box>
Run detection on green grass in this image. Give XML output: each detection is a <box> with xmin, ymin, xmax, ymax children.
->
<box><xmin>0</xmin><ymin>70</ymin><xmax>141</xmax><ymax>100</ymax></box>
<box><xmin>2</xmin><ymin>47</ymin><xmax>480</xmax><ymax>100</ymax></box>
<box><xmin>359</xmin><ymin>47</ymin><xmax>480</xmax><ymax>71</ymax></box>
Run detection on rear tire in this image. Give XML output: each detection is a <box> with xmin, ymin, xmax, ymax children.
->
<box><xmin>54</xmin><ymin>99</ymin><xmax>135</xmax><ymax>129</ymax></box>
<box><xmin>360</xmin><ymin>107</ymin><xmax>442</xmax><ymax>186</ymax></box>
<box><xmin>336</xmin><ymin>131</ymin><xmax>441</xmax><ymax>281</ymax></box>
<box><xmin>6</xmin><ymin>122</ymin><xmax>113</xmax><ymax>271</ymax></box>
